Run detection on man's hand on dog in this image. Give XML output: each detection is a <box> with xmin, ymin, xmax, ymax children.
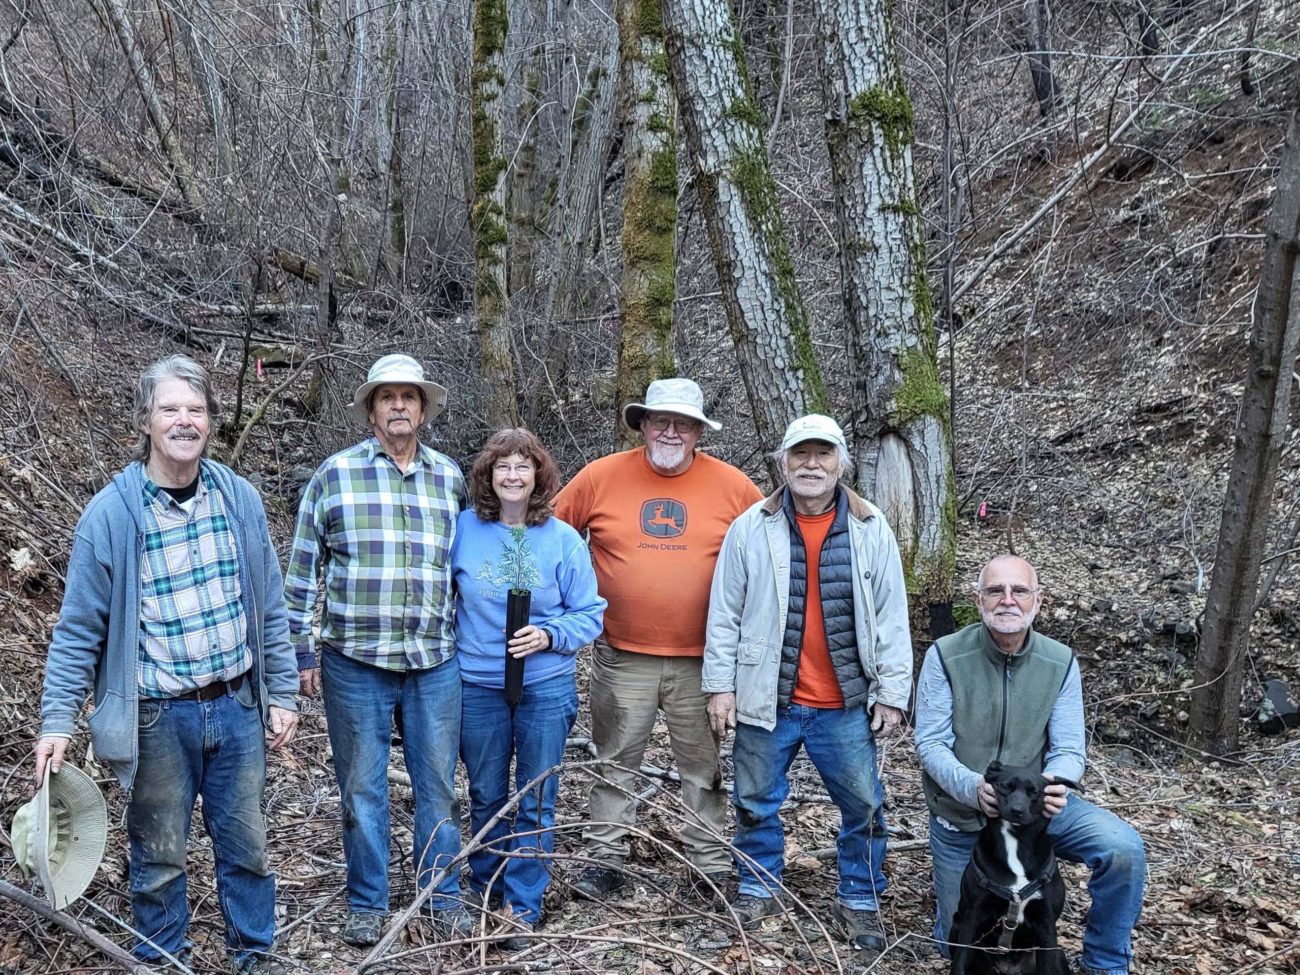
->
<box><xmin>870</xmin><ymin>703</ymin><xmax>904</xmax><ymax>736</ymax></box>
<box><xmin>979</xmin><ymin>772</ymin><xmax>1072</xmax><ymax>819</ymax></box>
<box><xmin>1041</xmin><ymin>773</ymin><xmax>1070</xmax><ymax>817</ymax></box>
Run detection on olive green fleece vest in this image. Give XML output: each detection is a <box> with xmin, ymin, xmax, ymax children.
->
<box><xmin>921</xmin><ymin>623</ymin><xmax>1075</xmax><ymax>831</ymax></box>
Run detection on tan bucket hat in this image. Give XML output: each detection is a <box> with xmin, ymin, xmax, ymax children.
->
<box><xmin>10</xmin><ymin>764</ymin><xmax>108</xmax><ymax>909</ymax></box>
<box><xmin>351</xmin><ymin>354</ymin><xmax>449</xmax><ymax>424</ymax></box>
<box><xmin>622</xmin><ymin>378</ymin><xmax>722</xmax><ymax>432</ymax></box>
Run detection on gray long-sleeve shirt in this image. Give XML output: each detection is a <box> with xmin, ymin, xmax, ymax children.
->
<box><xmin>914</xmin><ymin>642</ymin><xmax>1087</xmax><ymax>828</ymax></box>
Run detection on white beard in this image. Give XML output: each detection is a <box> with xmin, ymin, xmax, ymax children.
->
<box><xmin>648</xmin><ymin>441</ymin><xmax>688</xmax><ymax>472</ymax></box>
<box><xmin>981</xmin><ymin>604</ymin><xmax>1038</xmax><ymax>635</ymax></box>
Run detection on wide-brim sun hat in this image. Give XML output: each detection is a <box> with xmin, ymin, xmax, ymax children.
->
<box><xmin>10</xmin><ymin>764</ymin><xmax>108</xmax><ymax>909</ymax></box>
<box><xmin>351</xmin><ymin>354</ymin><xmax>449</xmax><ymax>424</ymax></box>
<box><xmin>779</xmin><ymin>413</ymin><xmax>848</xmax><ymax>452</ymax></box>
<box><xmin>622</xmin><ymin>377</ymin><xmax>722</xmax><ymax>432</ymax></box>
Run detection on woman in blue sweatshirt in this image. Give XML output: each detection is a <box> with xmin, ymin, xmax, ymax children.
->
<box><xmin>452</xmin><ymin>428</ymin><xmax>606</xmax><ymax>944</ymax></box>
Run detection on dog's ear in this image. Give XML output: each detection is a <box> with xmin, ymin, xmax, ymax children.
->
<box><xmin>985</xmin><ymin>760</ymin><xmax>1004</xmax><ymax>782</ymax></box>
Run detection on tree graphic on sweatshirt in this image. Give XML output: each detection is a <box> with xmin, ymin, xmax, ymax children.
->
<box><xmin>477</xmin><ymin>525</ymin><xmax>542</xmax><ymax>591</ymax></box>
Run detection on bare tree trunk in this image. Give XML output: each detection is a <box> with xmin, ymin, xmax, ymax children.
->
<box><xmin>507</xmin><ymin>0</ymin><xmax>548</xmax><ymax>303</ymax></box>
<box><xmin>1023</xmin><ymin>0</ymin><xmax>1061</xmax><ymax>118</ymax></box>
<box><xmin>472</xmin><ymin>0</ymin><xmax>518</xmax><ymax>426</ymax></box>
<box><xmin>167</xmin><ymin>0</ymin><xmax>234</xmax><ymax>178</ymax></box>
<box><xmin>614</xmin><ymin>0</ymin><xmax>676</xmax><ymax>448</ymax></box>
<box><xmin>376</xmin><ymin>0</ymin><xmax>408</xmax><ymax>283</ymax></box>
<box><xmin>304</xmin><ymin>0</ymin><xmax>358</xmax><ymax>416</ymax></box>
<box><xmin>813</xmin><ymin>0</ymin><xmax>956</xmax><ymax>614</ymax></box>
<box><xmin>100</xmin><ymin>0</ymin><xmax>205</xmax><ymax>212</ymax></box>
<box><xmin>1191</xmin><ymin>103</ymin><xmax>1300</xmax><ymax>754</ymax></box>
<box><xmin>662</xmin><ymin>0</ymin><xmax>826</xmax><ymax>478</ymax></box>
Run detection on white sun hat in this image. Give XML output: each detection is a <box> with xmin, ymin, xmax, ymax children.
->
<box><xmin>622</xmin><ymin>378</ymin><xmax>722</xmax><ymax>432</ymax></box>
<box><xmin>10</xmin><ymin>764</ymin><xmax>108</xmax><ymax>909</ymax></box>
<box><xmin>351</xmin><ymin>354</ymin><xmax>449</xmax><ymax>424</ymax></box>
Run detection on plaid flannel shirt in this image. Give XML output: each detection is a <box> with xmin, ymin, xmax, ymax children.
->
<box><xmin>284</xmin><ymin>437</ymin><xmax>465</xmax><ymax>671</ymax></box>
<box><xmin>138</xmin><ymin>470</ymin><xmax>251</xmax><ymax>698</ymax></box>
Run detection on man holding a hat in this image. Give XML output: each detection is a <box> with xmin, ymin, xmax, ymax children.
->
<box><xmin>34</xmin><ymin>354</ymin><xmax>300</xmax><ymax>974</ymax></box>
<box><xmin>554</xmin><ymin>378</ymin><xmax>762</xmax><ymax>900</ymax></box>
<box><xmin>284</xmin><ymin>353</ymin><xmax>469</xmax><ymax>945</ymax></box>
<box><xmin>702</xmin><ymin>414</ymin><xmax>912</xmax><ymax>951</ymax></box>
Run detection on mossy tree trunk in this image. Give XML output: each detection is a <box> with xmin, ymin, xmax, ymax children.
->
<box><xmin>661</xmin><ymin>0</ymin><xmax>826</xmax><ymax>480</ymax></box>
<box><xmin>507</xmin><ymin>0</ymin><xmax>548</xmax><ymax>303</ymax></box>
<box><xmin>813</xmin><ymin>0</ymin><xmax>956</xmax><ymax>620</ymax></box>
<box><xmin>1191</xmin><ymin>105</ymin><xmax>1300</xmax><ymax>755</ymax></box>
<box><xmin>614</xmin><ymin>0</ymin><xmax>677</xmax><ymax>449</ymax></box>
<box><xmin>472</xmin><ymin>0</ymin><xmax>518</xmax><ymax>427</ymax></box>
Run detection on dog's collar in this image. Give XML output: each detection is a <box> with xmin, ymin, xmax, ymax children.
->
<box><xmin>970</xmin><ymin>856</ymin><xmax>1059</xmax><ymax>951</ymax></box>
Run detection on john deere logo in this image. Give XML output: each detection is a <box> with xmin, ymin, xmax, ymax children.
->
<box><xmin>640</xmin><ymin>499</ymin><xmax>687</xmax><ymax>538</ymax></box>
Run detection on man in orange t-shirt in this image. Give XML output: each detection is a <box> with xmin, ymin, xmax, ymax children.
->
<box><xmin>554</xmin><ymin>378</ymin><xmax>762</xmax><ymax>901</ymax></box>
<box><xmin>702</xmin><ymin>414</ymin><xmax>912</xmax><ymax>953</ymax></box>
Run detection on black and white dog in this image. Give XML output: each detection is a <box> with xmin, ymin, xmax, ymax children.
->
<box><xmin>949</xmin><ymin>761</ymin><xmax>1069</xmax><ymax>975</ymax></box>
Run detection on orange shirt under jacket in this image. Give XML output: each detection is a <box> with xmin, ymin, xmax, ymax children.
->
<box><xmin>554</xmin><ymin>448</ymin><xmax>763</xmax><ymax>656</ymax></box>
<box><xmin>790</xmin><ymin>507</ymin><xmax>844</xmax><ymax>708</ymax></box>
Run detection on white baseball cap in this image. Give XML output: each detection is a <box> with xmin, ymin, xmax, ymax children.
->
<box><xmin>779</xmin><ymin>414</ymin><xmax>847</xmax><ymax>452</ymax></box>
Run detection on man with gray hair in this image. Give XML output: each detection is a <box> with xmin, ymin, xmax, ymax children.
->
<box><xmin>34</xmin><ymin>354</ymin><xmax>300</xmax><ymax>974</ymax></box>
<box><xmin>284</xmin><ymin>353</ymin><xmax>469</xmax><ymax>946</ymax></box>
<box><xmin>702</xmin><ymin>414</ymin><xmax>912</xmax><ymax>951</ymax></box>
<box><xmin>554</xmin><ymin>378</ymin><xmax>763</xmax><ymax>901</ymax></box>
<box><xmin>915</xmin><ymin>554</ymin><xmax>1146</xmax><ymax>974</ymax></box>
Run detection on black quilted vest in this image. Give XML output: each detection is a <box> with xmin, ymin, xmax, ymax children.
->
<box><xmin>776</xmin><ymin>487</ymin><xmax>868</xmax><ymax>709</ymax></box>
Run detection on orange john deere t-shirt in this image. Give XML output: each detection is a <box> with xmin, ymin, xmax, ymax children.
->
<box><xmin>554</xmin><ymin>448</ymin><xmax>763</xmax><ymax>656</ymax></box>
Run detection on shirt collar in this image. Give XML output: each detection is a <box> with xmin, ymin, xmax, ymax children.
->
<box><xmin>142</xmin><ymin>465</ymin><xmax>209</xmax><ymax>510</ymax></box>
<box><xmin>366</xmin><ymin>435</ymin><xmax>430</xmax><ymax>471</ymax></box>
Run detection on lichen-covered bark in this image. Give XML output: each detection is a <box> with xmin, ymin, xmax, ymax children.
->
<box><xmin>615</xmin><ymin>0</ymin><xmax>677</xmax><ymax>448</ymax></box>
<box><xmin>813</xmin><ymin>0</ymin><xmax>955</xmax><ymax>608</ymax></box>
<box><xmin>471</xmin><ymin>0</ymin><xmax>517</xmax><ymax>426</ymax></box>
<box><xmin>661</xmin><ymin>0</ymin><xmax>826</xmax><ymax>472</ymax></box>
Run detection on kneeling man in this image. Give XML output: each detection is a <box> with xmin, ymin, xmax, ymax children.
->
<box><xmin>915</xmin><ymin>554</ymin><xmax>1146</xmax><ymax>975</ymax></box>
<box><xmin>703</xmin><ymin>415</ymin><xmax>912</xmax><ymax>950</ymax></box>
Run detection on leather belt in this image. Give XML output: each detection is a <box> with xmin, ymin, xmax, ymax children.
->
<box><xmin>174</xmin><ymin>672</ymin><xmax>247</xmax><ymax>702</ymax></box>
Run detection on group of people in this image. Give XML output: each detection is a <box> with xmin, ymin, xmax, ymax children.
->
<box><xmin>33</xmin><ymin>353</ymin><xmax>1146</xmax><ymax>975</ymax></box>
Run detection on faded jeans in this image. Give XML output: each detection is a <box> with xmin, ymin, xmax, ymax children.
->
<box><xmin>322</xmin><ymin>649</ymin><xmax>463</xmax><ymax>913</ymax></box>
<box><xmin>129</xmin><ymin>681</ymin><xmax>274</xmax><ymax>970</ymax></box>
<box><xmin>732</xmin><ymin>704</ymin><xmax>888</xmax><ymax>910</ymax></box>
<box><xmin>929</xmin><ymin>794</ymin><xmax>1146</xmax><ymax>974</ymax></box>
<box><xmin>460</xmin><ymin>673</ymin><xmax>577</xmax><ymax>922</ymax></box>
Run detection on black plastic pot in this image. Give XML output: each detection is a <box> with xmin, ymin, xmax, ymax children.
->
<box><xmin>505</xmin><ymin>588</ymin><xmax>531</xmax><ymax>707</ymax></box>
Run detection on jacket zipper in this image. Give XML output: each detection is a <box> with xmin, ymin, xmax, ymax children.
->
<box><xmin>995</xmin><ymin>655</ymin><xmax>1010</xmax><ymax>761</ymax></box>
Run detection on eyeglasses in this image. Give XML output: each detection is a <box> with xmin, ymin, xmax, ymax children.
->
<box><xmin>645</xmin><ymin>414</ymin><xmax>701</xmax><ymax>432</ymax></box>
<box><xmin>493</xmin><ymin>462</ymin><xmax>535</xmax><ymax>476</ymax></box>
<box><xmin>977</xmin><ymin>584</ymin><xmax>1040</xmax><ymax>602</ymax></box>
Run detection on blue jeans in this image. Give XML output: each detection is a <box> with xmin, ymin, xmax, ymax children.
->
<box><xmin>460</xmin><ymin>673</ymin><xmax>578</xmax><ymax>922</ymax></box>
<box><xmin>733</xmin><ymin>705</ymin><xmax>888</xmax><ymax>910</ymax></box>
<box><xmin>929</xmin><ymin>795</ymin><xmax>1146</xmax><ymax>974</ymax></box>
<box><xmin>129</xmin><ymin>684</ymin><xmax>274</xmax><ymax>970</ymax></box>
<box><xmin>322</xmin><ymin>650</ymin><xmax>463</xmax><ymax>913</ymax></box>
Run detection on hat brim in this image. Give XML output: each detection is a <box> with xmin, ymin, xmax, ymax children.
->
<box><xmin>351</xmin><ymin>379</ymin><xmax>448</xmax><ymax>424</ymax></box>
<box><xmin>623</xmin><ymin>402</ymin><xmax>722</xmax><ymax>432</ymax></box>
<box><xmin>34</xmin><ymin>765</ymin><xmax>107</xmax><ymax>910</ymax></box>
<box><xmin>780</xmin><ymin>433</ymin><xmax>848</xmax><ymax>452</ymax></box>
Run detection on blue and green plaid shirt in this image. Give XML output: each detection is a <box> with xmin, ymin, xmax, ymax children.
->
<box><xmin>284</xmin><ymin>437</ymin><xmax>465</xmax><ymax>671</ymax></box>
<box><xmin>138</xmin><ymin>469</ymin><xmax>251</xmax><ymax>698</ymax></box>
